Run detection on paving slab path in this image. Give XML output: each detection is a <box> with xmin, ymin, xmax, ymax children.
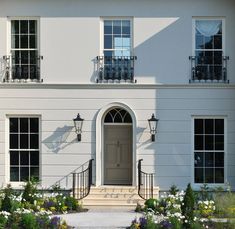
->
<box><xmin>60</xmin><ymin>208</ymin><xmax>143</xmax><ymax>229</ymax></box>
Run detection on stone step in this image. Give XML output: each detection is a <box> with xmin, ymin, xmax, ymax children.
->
<box><xmin>79</xmin><ymin>185</ymin><xmax>159</xmax><ymax>208</ymax></box>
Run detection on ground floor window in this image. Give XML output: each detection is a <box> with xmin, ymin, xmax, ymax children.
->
<box><xmin>9</xmin><ymin>117</ymin><xmax>39</xmax><ymax>181</ymax></box>
<box><xmin>194</xmin><ymin>118</ymin><xmax>224</xmax><ymax>183</ymax></box>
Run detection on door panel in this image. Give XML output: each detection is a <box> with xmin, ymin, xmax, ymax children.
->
<box><xmin>104</xmin><ymin>125</ymin><xmax>132</xmax><ymax>185</ymax></box>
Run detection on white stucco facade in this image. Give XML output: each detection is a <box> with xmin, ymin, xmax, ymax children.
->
<box><xmin>0</xmin><ymin>0</ymin><xmax>234</xmax><ymax>191</ymax></box>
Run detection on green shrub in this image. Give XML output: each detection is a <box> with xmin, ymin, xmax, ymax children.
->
<box><xmin>22</xmin><ymin>179</ymin><xmax>38</xmax><ymax>204</ymax></box>
<box><xmin>169</xmin><ymin>184</ymin><xmax>179</xmax><ymax>195</ymax></box>
<box><xmin>181</xmin><ymin>183</ymin><xmax>195</xmax><ymax>227</ymax></box>
<box><xmin>0</xmin><ymin>214</ymin><xmax>8</xmax><ymax>229</ymax></box>
<box><xmin>144</xmin><ymin>198</ymin><xmax>158</xmax><ymax>210</ymax></box>
<box><xmin>21</xmin><ymin>213</ymin><xmax>38</xmax><ymax>229</ymax></box>
<box><xmin>65</xmin><ymin>196</ymin><xmax>80</xmax><ymax>211</ymax></box>
<box><xmin>1</xmin><ymin>184</ymin><xmax>14</xmax><ymax>212</ymax></box>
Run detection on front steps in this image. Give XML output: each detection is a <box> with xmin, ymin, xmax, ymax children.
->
<box><xmin>81</xmin><ymin>186</ymin><xmax>159</xmax><ymax>208</ymax></box>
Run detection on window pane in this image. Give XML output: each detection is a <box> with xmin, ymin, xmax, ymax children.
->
<box><xmin>20</xmin><ymin>167</ymin><xmax>29</xmax><ymax>181</ymax></box>
<box><xmin>123</xmin><ymin>36</ymin><xmax>131</xmax><ymax>48</ymax></box>
<box><xmin>204</xmin><ymin>36</ymin><xmax>213</xmax><ymax>49</ymax></box>
<box><xmin>11</xmin><ymin>35</ymin><xmax>19</xmax><ymax>49</ymax></box>
<box><xmin>10</xmin><ymin>167</ymin><xmax>19</xmax><ymax>181</ymax></box>
<box><xmin>196</xmin><ymin>35</ymin><xmax>204</xmax><ymax>49</ymax></box>
<box><xmin>20</xmin><ymin>118</ymin><xmax>28</xmax><ymax>133</ymax></box>
<box><xmin>21</xmin><ymin>35</ymin><xmax>28</xmax><ymax>49</ymax></box>
<box><xmin>29</xmin><ymin>35</ymin><xmax>37</xmax><ymax>48</ymax></box>
<box><xmin>29</xmin><ymin>20</ymin><xmax>36</xmax><ymax>34</ymax></box>
<box><xmin>214</xmin><ymin>35</ymin><xmax>222</xmax><ymax>49</ymax></box>
<box><xmin>215</xmin><ymin>152</ymin><xmax>224</xmax><ymax>167</ymax></box>
<box><xmin>194</xmin><ymin>119</ymin><xmax>203</xmax><ymax>134</ymax></box>
<box><xmin>20</xmin><ymin>20</ymin><xmax>28</xmax><ymax>34</ymax></box>
<box><xmin>205</xmin><ymin>135</ymin><xmax>214</xmax><ymax>150</ymax></box>
<box><xmin>30</xmin><ymin>134</ymin><xmax>39</xmax><ymax>149</ymax></box>
<box><xmin>104</xmin><ymin>35</ymin><xmax>112</xmax><ymax>49</ymax></box>
<box><xmin>30</xmin><ymin>118</ymin><xmax>39</xmax><ymax>133</ymax></box>
<box><xmin>113</xmin><ymin>20</ymin><xmax>121</xmax><ymax>34</ymax></box>
<box><xmin>20</xmin><ymin>151</ymin><xmax>29</xmax><ymax>165</ymax></box>
<box><xmin>195</xmin><ymin>152</ymin><xmax>203</xmax><ymax>167</ymax></box>
<box><xmin>205</xmin><ymin>119</ymin><xmax>214</xmax><ymax>134</ymax></box>
<box><xmin>215</xmin><ymin>169</ymin><xmax>224</xmax><ymax>183</ymax></box>
<box><xmin>10</xmin><ymin>134</ymin><xmax>18</xmax><ymax>149</ymax></box>
<box><xmin>122</xmin><ymin>20</ymin><xmax>130</xmax><ymax>34</ymax></box>
<box><xmin>195</xmin><ymin>168</ymin><xmax>203</xmax><ymax>183</ymax></box>
<box><xmin>215</xmin><ymin>135</ymin><xmax>224</xmax><ymax>150</ymax></box>
<box><xmin>11</xmin><ymin>20</ymin><xmax>19</xmax><ymax>34</ymax></box>
<box><xmin>20</xmin><ymin>134</ymin><xmax>29</xmax><ymax>149</ymax></box>
<box><xmin>113</xmin><ymin>35</ymin><xmax>122</xmax><ymax>48</ymax></box>
<box><xmin>215</xmin><ymin>119</ymin><xmax>224</xmax><ymax>134</ymax></box>
<box><xmin>21</xmin><ymin>65</ymin><xmax>29</xmax><ymax>79</ymax></box>
<box><xmin>205</xmin><ymin>168</ymin><xmax>214</xmax><ymax>183</ymax></box>
<box><xmin>30</xmin><ymin>151</ymin><xmax>39</xmax><ymax>165</ymax></box>
<box><xmin>10</xmin><ymin>151</ymin><xmax>19</xmax><ymax>165</ymax></box>
<box><xmin>195</xmin><ymin>135</ymin><xmax>203</xmax><ymax>150</ymax></box>
<box><xmin>104</xmin><ymin>20</ymin><xmax>112</xmax><ymax>34</ymax></box>
<box><xmin>205</xmin><ymin>152</ymin><xmax>214</xmax><ymax>167</ymax></box>
<box><xmin>10</xmin><ymin>118</ymin><xmax>18</xmax><ymax>133</ymax></box>
<box><xmin>21</xmin><ymin>51</ymin><xmax>29</xmax><ymax>65</ymax></box>
<box><xmin>30</xmin><ymin>167</ymin><xmax>39</xmax><ymax>181</ymax></box>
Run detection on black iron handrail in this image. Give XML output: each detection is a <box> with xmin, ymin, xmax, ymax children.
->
<box><xmin>96</xmin><ymin>56</ymin><xmax>137</xmax><ymax>83</ymax></box>
<box><xmin>138</xmin><ymin>159</ymin><xmax>154</xmax><ymax>200</ymax></box>
<box><xmin>72</xmin><ymin>159</ymin><xmax>94</xmax><ymax>200</ymax></box>
<box><xmin>189</xmin><ymin>55</ymin><xmax>229</xmax><ymax>83</ymax></box>
<box><xmin>2</xmin><ymin>54</ymin><xmax>43</xmax><ymax>82</ymax></box>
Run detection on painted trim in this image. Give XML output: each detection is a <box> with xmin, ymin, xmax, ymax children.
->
<box><xmin>0</xmin><ymin>83</ymin><xmax>234</xmax><ymax>89</ymax></box>
<box><xmin>95</xmin><ymin>102</ymin><xmax>137</xmax><ymax>186</ymax></box>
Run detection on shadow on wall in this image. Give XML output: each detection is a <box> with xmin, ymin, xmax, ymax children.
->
<box><xmin>42</xmin><ymin>125</ymin><xmax>76</xmax><ymax>153</ymax></box>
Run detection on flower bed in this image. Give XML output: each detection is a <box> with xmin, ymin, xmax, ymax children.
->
<box><xmin>130</xmin><ymin>184</ymin><xmax>235</xmax><ymax>229</ymax></box>
<box><xmin>0</xmin><ymin>181</ymin><xmax>84</xmax><ymax>228</ymax></box>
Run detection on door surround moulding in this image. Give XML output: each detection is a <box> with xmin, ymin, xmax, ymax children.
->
<box><xmin>95</xmin><ymin>102</ymin><xmax>137</xmax><ymax>186</ymax></box>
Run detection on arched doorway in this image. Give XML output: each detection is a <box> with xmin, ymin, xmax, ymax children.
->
<box><xmin>103</xmin><ymin>108</ymin><xmax>133</xmax><ymax>185</ymax></box>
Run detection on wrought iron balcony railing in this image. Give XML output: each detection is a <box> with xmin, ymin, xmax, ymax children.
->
<box><xmin>96</xmin><ymin>56</ymin><xmax>137</xmax><ymax>83</ymax></box>
<box><xmin>189</xmin><ymin>55</ymin><xmax>229</xmax><ymax>83</ymax></box>
<box><xmin>2</xmin><ymin>55</ymin><xmax>43</xmax><ymax>83</ymax></box>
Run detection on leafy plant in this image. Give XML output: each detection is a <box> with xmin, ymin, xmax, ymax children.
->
<box><xmin>1</xmin><ymin>184</ymin><xmax>14</xmax><ymax>212</ymax></box>
<box><xmin>181</xmin><ymin>183</ymin><xmax>195</xmax><ymax>228</ymax></box>
<box><xmin>144</xmin><ymin>198</ymin><xmax>158</xmax><ymax>211</ymax></box>
<box><xmin>21</xmin><ymin>213</ymin><xmax>38</xmax><ymax>229</ymax></box>
<box><xmin>169</xmin><ymin>184</ymin><xmax>179</xmax><ymax>195</ymax></box>
<box><xmin>22</xmin><ymin>179</ymin><xmax>38</xmax><ymax>204</ymax></box>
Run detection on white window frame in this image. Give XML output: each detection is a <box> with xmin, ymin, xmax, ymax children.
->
<box><xmin>100</xmin><ymin>17</ymin><xmax>133</xmax><ymax>57</ymax></box>
<box><xmin>5</xmin><ymin>115</ymin><xmax>41</xmax><ymax>187</ymax></box>
<box><xmin>191</xmin><ymin>116</ymin><xmax>227</xmax><ymax>190</ymax></box>
<box><xmin>6</xmin><ymin>17</ymin><xmax>40</xmax><ymax>82</ymax></box>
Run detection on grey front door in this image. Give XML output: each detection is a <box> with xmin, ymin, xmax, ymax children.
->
<box><xmin>104</xmin><ymin>125</ymin><xmax>132</xmax><ymax>185</ymax></box>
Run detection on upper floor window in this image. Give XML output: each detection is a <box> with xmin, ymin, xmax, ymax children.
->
<box><xmin>97</xmin><ymin>19</ymin><xmax>137</xmax><ymax>83</ymax></box>
<box><xmin>3</xmin><ymin>19</ymin><xmax>42</xmax><ymax>82</ymax></box>
<box><xmin>194</xmin><ymin>118</ymin><xmax>225</xmax><ymax>184</ymax></box>
<box><xmin>190</xmin><ymin>19</ymin><xmax>229</xmax><ymax>83</ymax></box>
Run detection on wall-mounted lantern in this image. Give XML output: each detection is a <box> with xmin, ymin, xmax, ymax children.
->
<box><xmin>148</xmin><ymin>114</ymin><xmax>159</xmax><ymax>142</ymax></box>
<box><xmin>73</xmin><ymin>113</ymin><xmax>84</xmax><ymax>141</ymax></box>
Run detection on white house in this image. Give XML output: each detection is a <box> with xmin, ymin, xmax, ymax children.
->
<box><xmin>0</xmin><ymin>0</ymin><xmax>235</xmax><ymax>205</ymax></box>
